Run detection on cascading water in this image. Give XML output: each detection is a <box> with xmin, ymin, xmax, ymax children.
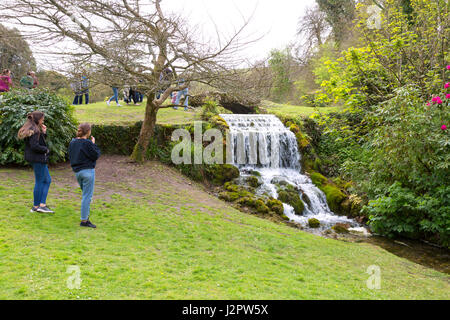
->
<box><xmin>220</xmin><ymin>114</ymin><xmax>358</xmax><ymax>230</ymax></box>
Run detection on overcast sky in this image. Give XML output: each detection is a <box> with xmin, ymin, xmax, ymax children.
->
<box><xmin>162</xmin><ymin>0</ymin><xmax>316</xmax><ymax>60</ymax></box>
<box><xmin>27</xmin><ymin>0</ymin><xmax>316</xmax><ymax>69</ymax></box>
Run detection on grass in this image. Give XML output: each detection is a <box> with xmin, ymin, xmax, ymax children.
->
<box><xmin>74</xmin><ymin>99</ymin><xmax>198</xmax><ymax>126</ymax></box>
<box><xmin>0</xmin><ymin>158</ymin><xmax>448</xmax><ymax>300</ymax></box>
<box><xmin>262</xmin><ymin>100</ymin><xmax>342</xmax><ymax>118</ymax></box>
<box><xmin>73</xmin><ymin>99</ymin><xmax>342</xmax><ymax>126</ymax></box>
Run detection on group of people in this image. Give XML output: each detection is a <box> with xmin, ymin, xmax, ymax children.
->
<box><xmin>0</xmin><ymin>69</ymin><xmax>39</xmax><ymax>92</ymax></box>
<box><xmin>105</xmin><ymin>68</ymin><xmax>190</xmax><ymax>110</ymax></box>
<box><xmin>18</xmin><ymin>112</ymin><xmax>100</xmax><ymax>228</ymax></box>
<box><xmin>107</xmin><ymin>84</ymin><xmax>144</xmax><ymax>107</ymax></box>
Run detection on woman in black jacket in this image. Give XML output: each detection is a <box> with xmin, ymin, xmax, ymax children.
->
<box><xmin>68</xmin><ymin>123</ymin><xmax>101</xmax><ymax>228</ymax></box>
<box><xmin>18</xmin><ymin>111</ymin><xmax>54</xmax><ymax>213</ymax></box>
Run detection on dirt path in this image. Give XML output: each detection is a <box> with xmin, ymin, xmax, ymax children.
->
<box><xmin>2</xmin><ymin>155</ymin><xmax>231</xmax><ymax>215</ymax></box>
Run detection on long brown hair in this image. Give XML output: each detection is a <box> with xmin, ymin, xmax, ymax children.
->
<box><xmin>77</xmin><ymin>123</ymin><xmax>91</xmax><ymax>138</ymax></box>
<box><xmin>18</xmin><ymin>111</ymin><xmax>45</xmax><ymax>140</ymax></box>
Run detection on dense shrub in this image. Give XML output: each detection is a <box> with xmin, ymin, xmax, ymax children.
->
<box><xmin>0</xmin><ymin>89</ymin><xmax>77</xmax><ymax>165</ymax></box>
<box><xmin>365</xmin><ymin>183</ymin><xmax>450</xmax><ymax>247</ymax></box>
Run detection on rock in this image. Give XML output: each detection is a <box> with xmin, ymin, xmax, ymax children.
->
<box><xmin>278</xmin><ymin>190</ymin><xmax>304</xmax><ymax>215</ymax></box>
<box><xmin>348</xmin><ymin>227</ymin><xmax>371</xmax><ymax>237</ymax></box>
<box><xmin>308</xmin><ymin>218</ymin><xmax>321</xmax><ymax>228</ymax></box>
<box><xmin>246</xmin><ymin>176</ymin><xmax>262</xmax><ymax>188</ymax></box>
<box><xmin>270</xmin><ymin>176</ymin><xmax>289</xmax><ymax>186</ymax></box>
<box><xmin>189</xmin><ymin>92</ymin><xmax>260</xmax><ymax>114</ymax></box>
<box><xmin>300</xmin><ymin>191</ymin><xmax>312</xmax><ymax>208</ymax></box>
<box><xmin>321</xmin><ymin>185</ymin><xmax>347</xmax><ymax>215</ymax></box>
<box><xmin>219</xmin><ymin>192</ymin><xmax>240</xmax><ymax>202</ymax></box>
<box><xmin>332</xmin><ymin>223</ymin><xmax>350</xmax><ymax>234</ymax></box>
<box><xmin>210</xmin><ymin>164</ymin><xmax>240</xmax><ymax>184</ymax></box>
<box><xmin>266</xmin><ymin>199</ymin><xmax>284</xmax><ymax>215</ymax></box>
<box><xmin>224</xmin><ymin>182</ymin><xmax>239</xmax><ymax>192</ymax></box>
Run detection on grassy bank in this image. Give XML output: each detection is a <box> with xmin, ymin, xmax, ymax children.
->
<box><xmin>74</xmin><ymin>100</ymin><xmax>198</xmax><ymax>126</ymax></box>
<box><xmin>0</xmin><ymin>156</ymin><xmax>448</xmax><ymax>299</ymax></box>
<box><xmin>262</xmin><ymin>101</ymin><xmax>342</xmax><ymax>117</ymax></box>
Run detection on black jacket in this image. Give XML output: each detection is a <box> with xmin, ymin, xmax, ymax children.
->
<box><xmin>68</xmin><ymin>139</ymin><xmax>101</xmax><ymax>173</ymax></box>
<box><xmin>24</xmin><ymin>131</ymin><xmax>49</xmax><ymax>164</ymax></box>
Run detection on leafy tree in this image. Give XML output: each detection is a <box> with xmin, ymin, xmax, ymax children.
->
<box><xmin>316</xmin><ymin>0</ymin><xmax>356</xmax><ymax>45</ymax></box>
<box><xmin>0</xmin><ymin>23</ymin><xmax>36</xmax><ymax>85</ymax></box>
<box><xmin>268</xmin><ymin>48</ymin><xmax>295</xmax><ymax>103</ymax></box>
<box><xmin>36</xmin><ymin>70</ymin><xmax>69</xmax><ymax>92</ymax></box>
<box><xmin>315</xmin><ymin>0</ymin><xmax>449</xmax><ymax>110</ymax></box>
<box><xmin>0</xmin><ymin>0</ymin><xmax>254</xmax><ymax>162</ymax></box>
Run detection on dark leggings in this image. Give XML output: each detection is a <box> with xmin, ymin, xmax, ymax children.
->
<box><xmin>32</xmin><ymin>162</ymin><xmax>52</xmax><ymax>206</ymax></box>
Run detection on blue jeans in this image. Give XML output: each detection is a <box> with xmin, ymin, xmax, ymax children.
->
<box><xmin>75</xmin><ymin>169</ymin><xmax>95</xmax><ymax>221</ymax></box>
<box><xmin>108</xmin><ymin>87</ymin><xmax>119</xmax><ymax>104</ymax></box>
<box><xmin>73</xmin><ymin>95</ymin><xmax>82</xmax><ymax>105</ymax></box>
<box><xmin>175</xmin><ymin>88</ymin><xmax>189</xmax><ymax>110</ymax></box>
<box><xmin>74</xmin><ymin>92</ymin><xmax>89</xmax><ymax>105</ymax></box>
<box><xmin>31</xmin><ymin>163</ymin><xmax>51</xmax><ymax>206</ymax></box>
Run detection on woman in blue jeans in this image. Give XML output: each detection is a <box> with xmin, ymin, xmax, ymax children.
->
<box><xmin>106</xmin><ymin>87</ymin><xmax>122</xmax><ymax>107</ymax></box>
<box><xmin>18</xmin><ymin>111</ymin><xmax>54</xmax><ymax>213</ymax></box>
<box><xmin>68</xmin><ymin>123</ymin><xmax>101</xmax><ymax>228</ymax></box>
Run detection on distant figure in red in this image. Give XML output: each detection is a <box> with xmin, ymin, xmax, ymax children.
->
<box><xmin>0</xmin><ymin>69</ymin><xmax>13</xmax><ymax>92</ymax></box>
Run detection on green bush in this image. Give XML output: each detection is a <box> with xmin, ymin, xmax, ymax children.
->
<box><xmin>0</xmin><ymin>89</ymin><xmax>77</xmax><ymax>165</ymax></box>
<box><xmin>365</xmin><ymin>183</ymin><xmax>450</xmax><ymax>248</ymax></box>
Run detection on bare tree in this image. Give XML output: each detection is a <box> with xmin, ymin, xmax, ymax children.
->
<box><xmin>296</xmin><ymin>4</ymin><xmax>330</xmax><ymax>63</ymax></box>
<box><xmin>0</xmin><ymin>0</ymin><xmax>256</xmax><ymax>161</ymax></box>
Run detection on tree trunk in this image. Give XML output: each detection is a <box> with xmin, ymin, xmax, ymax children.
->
<box><xmin>131</xmin><ymin>94</ymin><xmax>158</xmax><ymax>162</ymax></box>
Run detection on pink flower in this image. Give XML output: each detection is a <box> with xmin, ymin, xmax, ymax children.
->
<box><xmin>442</xmin><ymin>125</ymin><xmax>448</xmax><ymax>131</ymax></box>
<box><xmin>433</xmin><ymin>96</ymin><xmax>443</xmax><ymax>104</ymax></box>
<box><xmin>426</xmin><ymin>102</ymin><xmax>431</xmax><ymax>106</ymax></box>
<box><xmin>446</xmin><ymin>83</ymin><xmax>450</xmax><ymax>89</ymax></box>
<box><xmin>446</xmin><ymin>94</ymin><xmax>450</xmax><ymax>99</ymax></box>
<box><xmin>447</xmin><ymin>65</ymin><xmax>450</xmax><ymax>70</ymax></box>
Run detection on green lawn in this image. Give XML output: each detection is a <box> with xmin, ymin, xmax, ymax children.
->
<box><xmin>74</xmin><ymin>100</ymin><xmax>198</xmax><ymax>126</ymax></box>
<box><xmin>74</xmin><ymin>100</ymin><xmax>341</xmax><ymax>126</ymax></box>
<box><xmin>262</xmin><ymin>101</ymin><xmax>342</xmax><ymax>117</ymax></box>
<box><xmin>0</xmin><ymin>157</ymin><xmax>448</xmax><ymax>299</ymax></box>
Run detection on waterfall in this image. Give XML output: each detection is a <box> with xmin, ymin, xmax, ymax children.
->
<box><xmin>220</xmin><ymin>114</ymin><xmax>356</xmax><ymax>229</ymax></box>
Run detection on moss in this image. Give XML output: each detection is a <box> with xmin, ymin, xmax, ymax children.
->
<box><xmin>247</xmin><ymin>176</ymin><xmax>261</xmax><ymax>188</ymax></box>
<box><xmin>254</xmin><ymin>200</ymin><xmax>270</xmax><ymax>214</ymax></box>
<box><xmin>219</xmin><ymin>192</ymin><xmax>240</xmax><ymax>202</ymax></box>
<box><xmin>308</xmin><ymin>218</ymin><xmax>321</xmax><ymax>228</ymax></box>
<box><xmin>266</xmin><ymin>199</ymin><xmax>284</xmax><ymax>215</ymax></box>
<box><xmin>332</xmin><ymin>223</ymin><xmax>350</xmax><ymax>234</ymax></box>
<box><xmin>224</xmin><ymin>182</ymin><xmax>239</xmax><ymax>192</ymax></box>
<box><xmin>309</xmin><ymin>171</ymin><xmax>328</xmax><ymax>187</ymax></box>
<box><xmin>290</xmin><ymin>124</ymin><xmax>300</xmax><ymax>133</ymax></box>
<box><xmin>209</xmin><ymin>164</ymin><xmax>240</xmax><ymax>185</ymax></box>
<box><xmin>249</xmin><ymin>170</ymin><xmax>261</xmax><ymax>177</ymax></box>
<box><xmin>278</xmin><ymin>190</ymin><xmax>304</xmax><ymax>215</ymax></box>
<box><xmin>321</xmin><ymin>184</ymin><xmax>346</xmax><ymax>214</ymax></box>
<box><xmin>237</xmin><ymin>196</ymin><xmax>269</xmax><ymax>214</ymax></box>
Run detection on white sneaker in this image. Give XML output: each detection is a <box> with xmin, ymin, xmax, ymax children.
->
<box><xmin>117</xmin><ymin>103</ymin><xmax>122</xmax><ymax>107</ymax></box>
<box><xmin>106</xmin><ymin>100</ymin><xmax>110</xmax><ymax>106</ymax></box>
